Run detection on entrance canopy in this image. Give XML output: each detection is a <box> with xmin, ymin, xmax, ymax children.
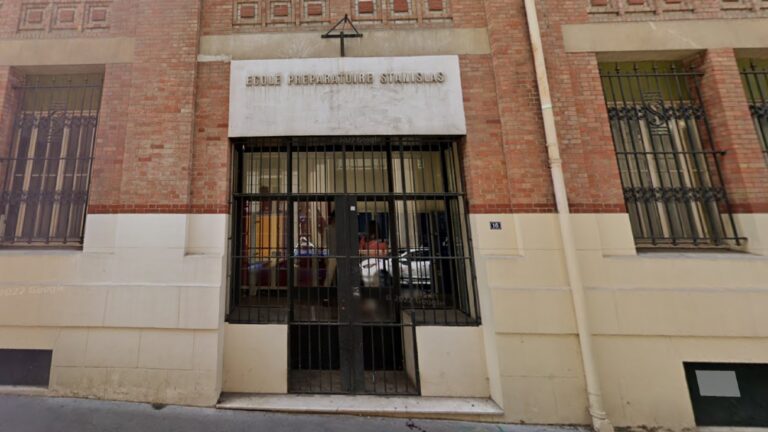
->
<box><xmin>228</xmin><ymin>55</ymin><xmax>466</xmax><ymax>137</ymax></box>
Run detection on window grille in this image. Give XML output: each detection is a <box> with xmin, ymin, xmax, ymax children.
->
<box><xmin>0</xmin><ymin>74</ymin><xmax>103</xmax><ymax>247</ymax></box>
<box><xmin>600</xmin><ymin>63</ymin><xmax>741</xmax><ymax>247</ymax></box>
<box><xmin>741</xmin><ymin>59</ymin><xmax>768</xmax><ymax>159</ymax></box>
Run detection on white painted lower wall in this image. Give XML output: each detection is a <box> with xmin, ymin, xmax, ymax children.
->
<box><xmin>415</xmin><ymin>326</ymin><xmax>489</xmax><ymax>398</ymax></box>
<box><xmin>222</xmin><ymin>324</ymin><xmax>288</xmax><ymax>394</ymax></box>
<box><xmin>471</xmin><ymin>212</ymin><xmax>768</xmax><ymax>427</ymax></box>
<box><xmin>0</xmin><ymin>211</ymin><xmax>767</xmax><ymax>428</ymax></box>
<box><xmin>0</xmin><ymin>213</ymin><xmax>229</xmax><ymax>406</ymax></box>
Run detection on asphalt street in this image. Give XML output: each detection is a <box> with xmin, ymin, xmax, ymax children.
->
<box><xmin>0</xmin><ymin>394</ymin><xmax>585</xmax><ymax>432</ymax></box>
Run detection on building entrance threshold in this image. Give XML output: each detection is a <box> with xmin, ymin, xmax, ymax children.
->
<box><xmin>216</xmin><ymin>393</ymin><xmax>503</xmax><ymax>417</ymax></box>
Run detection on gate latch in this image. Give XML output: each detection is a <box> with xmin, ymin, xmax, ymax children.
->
<box><xmin>352</xmin><ymin>286</ymin><xmax>361</xmax><ymax>298</ymax></box>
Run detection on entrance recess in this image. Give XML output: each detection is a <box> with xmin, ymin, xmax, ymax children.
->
<box><xmin>227</xmin><ymin>137</ymin><xmax>479</xmax><ymax>395</ymax></box>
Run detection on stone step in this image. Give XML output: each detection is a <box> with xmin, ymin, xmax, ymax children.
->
<box><xmin>217</xmin><ymin>393</ymin><xmax>504</xmax><ymax>417</ymax></box>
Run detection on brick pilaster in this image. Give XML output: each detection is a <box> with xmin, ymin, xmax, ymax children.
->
<box><xmin>481</xmin><ymin>0</ymin><xmax>555</xmax><ymax>213</ymax></box>
<box><xmin>89</xmin><ymin>63</ymin><xmax>133</xmax><ymax>210</ymax></box>
<box><xmin>539</xmin><ymin>0</ymin><xmax>626</xmax><ymax>214</ymax></box>
<box><xmin>191</xmin><ymin>61</ymin><xmax>231</xmax><ymax>214</ymax></box>
<box><xmin>118</xmin><ymin>0</ymin><xmax>202</xmax><ymax>210</ymax></box>
<box><xmin>0</xmin><ymin>67</ymin><xmax>24</xmax><ymax>189</ymax></box>
<box><xmin>695</xmin><ymin>48</ymin><xmax>768</xmax><ymax>213</ymax></box>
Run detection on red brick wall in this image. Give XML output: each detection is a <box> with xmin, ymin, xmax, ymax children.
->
<box><xmin>3</xmin><ymin>0</ymin><xmax>765</xmax><ymax>218</ymax></box>
<box><xmin>89</xmin><ymin>64</ymin><xmax>133</xmax><ymax>209</ymax></box>
<box><xmin>191</xmin><ymin>62</ymin><xmax>231</xmax><ymax>214</ymax></box>
<box><xmin>95</xmin><ymin>0</ymin><xmax>203</xmax><ymax>214</ymax></box>
<box><xmin>693</xmin><ymin>48</ymin><xmax>768</xmax><ymax>213</ymax></box>
<box><xmin>0</xmin><ymin>68</ymin><xmax>24</xmax><ymax>190</ymax></box>
<box><xmin>0</xmin><ymin>0</ymin><xmax>136</xmax><ymax>38</ymax></box>
<box><xmin>202</xmin><ymin>0</ymin><xmax>486</xmax><ymax>35</ymax></box>
<box><xmin>477</xmin><ymin>0</ymin><xmax>625</xmax><ymax>214</ymax></box>
<box><xmin>538</xmin><ymin>0</ymin><xmax>626</xmax><ymax>213</ymax></box>
<box><xmin>0</xmin><ymin>68</ymin><xmax>22</xmax><ymax>156</ymax></box>
<box><xmin>0</xmin><ymin>1</ymin><xmax>209</xmax><ymax>214</ymax></box>
<box><xmin>480</xmin><ymin>0</ymin><xmax>554</xmax><ymax>213</ymax></box>
<box><xmin>587</xmin><ymin>0</ymin><xmax>768</xmax><ymax>22</ymax></box>
<box><xmin>459</xmin><ymin>55</ymin><xmax>513</xmax><ymax>213</ymax></box>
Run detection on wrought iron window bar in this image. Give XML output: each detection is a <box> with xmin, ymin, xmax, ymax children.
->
<box><xmin>0</xmin><ymin>74</ymin><xmax>103</xmax><ymax>247</ymax></box>
<box><xmin>741</xmin><ymin>60</ymin><xmax>768</xmax><ymax>159</ymax></box>
<box><xmin>600</xmin><ymin>63</ymin><xmax>742</xmax><ymax>247</ymax></box>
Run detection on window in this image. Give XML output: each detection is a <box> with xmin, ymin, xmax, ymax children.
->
<box><xmin>600</xmin><ymin>63</ymin><xmax>741</xmax><ymax>247</ymax></box>
<box><xmin>740</xmin><ymin>59</ymin><xmax>768</xmax><ymax>159</ymax></box>
<box><xmin>0</xmin><ymin>73</ymin><xmax>103</xmax><ymax>247</ymax></box>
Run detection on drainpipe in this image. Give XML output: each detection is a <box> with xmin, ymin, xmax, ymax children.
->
<box><xmin>522</xmin><ymin>2</ymin><xmax>614</xmax><ymax>432</ymax></box>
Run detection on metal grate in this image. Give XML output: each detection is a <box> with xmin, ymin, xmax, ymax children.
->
<box><xmin>0</xmin><ymin>74</ymin><xmax>103</xmax><ymax>247</ymax></box>
<box><xmin>741</xmin><ymin>60</ymin><xmax>768</xmax><ymax>159</ymax></box>
<box><xmin>600</xmin><ymin>63</ymin><xmax>741</xmax><ymax>247</ymax></box>
<box><xmin>227</xmin><ymin>136</ymin><xmax>479</xmax><ymax>394</ymax></box>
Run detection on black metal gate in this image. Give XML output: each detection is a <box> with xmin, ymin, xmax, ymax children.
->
<box><xmin>227</xmin><ymin>137</ymin><xmax>479</xmax><ymax>395</ymax></box>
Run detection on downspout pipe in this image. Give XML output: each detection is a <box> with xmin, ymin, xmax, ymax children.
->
<box><xmin>522</xmin><ymin>2</ymin><xmax>614</xmax><ymax>432</ymax></box>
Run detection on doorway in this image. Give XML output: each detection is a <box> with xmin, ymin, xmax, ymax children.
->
<box><xmin>227</xmin><ymin>137</ymin><xmax>479</xmax><ymax>395</ymax></box>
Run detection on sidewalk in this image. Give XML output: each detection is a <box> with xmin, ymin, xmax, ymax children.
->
<box><xmin>0</xmin><ymin>394</ymin><xmax>584</xmax><ymax>432</ymax></box>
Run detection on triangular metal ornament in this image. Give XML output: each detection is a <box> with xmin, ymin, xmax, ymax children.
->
<box><xmin>321</xmin><ymin>14</ymin><xmax>363</xmax><ymax>57</ymax></box>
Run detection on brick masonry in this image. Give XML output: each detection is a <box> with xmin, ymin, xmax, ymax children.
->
<box><xmin>0</xmin><ymin>0</ymin><xmax>135</xmax><ymax>38</ymax></box>
<box><xmin>588</xmin><ymin>0</ymin><xmax>768</xmax><ymax>21</ymax></box>
<box><xmin>0</xmin><ymin>67</ymin><xmax>23</xmax><ymax>189</ymax></box>
<box><xmin>110</xmin><ymin>0</ymin><xmax>202</xmax><ymax>212</ymax></box>
<box><xmin>191</xmin><ymin>62</ymin><xmax>232</xmax><ymax>214</ymax></box>
<box><xmin>202</xmin><ymin>0</ymin><xmax>487</xmax><ymax>35</ymax></box>
<box><xmin>0</xmin><ymin>0</ymin><xmax>767</xmax><ymax>217</ymax></box>
<box><xmin>693</xmin><ymin>48</ymin><xmax>768</xmax><ymax>213</ymax></box>
<box><xmin>537</xmin><ymin>0</ymin><xmax>627</xmax><ymax>213</ymax></box>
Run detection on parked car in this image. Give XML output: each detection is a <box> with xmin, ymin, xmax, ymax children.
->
<box><xmin>360</xmin><ymin>248</ymin><xmax>432</xmax><ymax>288</ymax></box>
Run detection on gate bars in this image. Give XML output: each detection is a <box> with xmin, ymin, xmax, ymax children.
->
<box><xmin>226</xmin><ymin>136</ymin><xmax>480</xmax><ymax>326</ymax></box>
<box><xmin>741</xmin><ymin>60</ymin><xmax>768</xmax><ymax>158</ymax></box>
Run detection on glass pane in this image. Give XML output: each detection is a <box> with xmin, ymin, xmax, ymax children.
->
<box><xmin>236</xmin><ymin>199</ymin><xmax>289</xmax><ymax>323</ymax></box>
<box><xmin>344</xmin><ymin>148</ymin><xmax>389</xmax><ymax>194</ymax></box>
<box><xmin>392</xmin><ymin>144</ymin><xmax>446</xmax><ymax>194</ymax></box>
<box><xmin>292</xmin><ymin>148</ymin><xmax>344</xmax><ymax>195</ymax></box>
<box><xmin>242</xmin><ymin>147</ymin><xmax>287</xmax><ymax>194</ymax></box>
<box><xmin>291</xmin><ymin>200</ymin><xmax>337</xmax><ymax>322</ymax></box>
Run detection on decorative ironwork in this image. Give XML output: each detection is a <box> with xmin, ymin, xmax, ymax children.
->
<box><xmin>321</xmin><ymin>14</ymin><xmax>362</xmax><ymax>57</ymax></box>
<box><xmin>0</xmin><ymin>74</ymin><xmax>103</xmax><ymax>247</ymax></box>
<box><xmin>600</xmin><ymin>63</ymin><xmax>741</xmax><ymax>247</ymax></box>
<box><xmin>741</xmin><ymin>60</ymin><xmax>768</xmax><ymax>158</ymax></box>
<box><xmin>227</xmin><ymin>136</ymin><xmax>479</xmax><ymax>395</ymax></box>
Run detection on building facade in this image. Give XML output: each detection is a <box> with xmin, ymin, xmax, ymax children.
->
<box><xmin>0</xmin><ymin>0</ymin><xmax>767</xmax><ymax>428</ymax></box>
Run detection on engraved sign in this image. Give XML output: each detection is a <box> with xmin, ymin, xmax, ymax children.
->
<box><xmin>229</xmin><ymin>56</ymin><xmax>466</xmax><ymax>137</ymax></box>
<box><xmin>490</xmin><ymin>222</ymin><xmax>502</xmax><ymax>230</ymax></box>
